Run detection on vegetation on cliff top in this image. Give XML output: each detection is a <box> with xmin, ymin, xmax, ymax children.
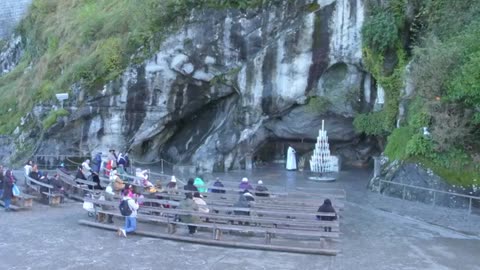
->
<box><xmin>358</xmin><ymin>0</ymin><xmax>480</xmax><ymax>186</ymax></box>
<box><xmin>0</xmin><ymin>0</ymin><xmax>276</xmax><ymax>135</ymax></box>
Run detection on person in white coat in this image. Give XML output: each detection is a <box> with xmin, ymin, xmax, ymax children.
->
<box><xmin>286</xmin><ymin>146</ymin><xmax>297</xmax><ymax>171</ymax></box>
<box><xmin>81</xmin><ymin>159</ymin><xmax>92</xmax><ymax>179</ymax></box>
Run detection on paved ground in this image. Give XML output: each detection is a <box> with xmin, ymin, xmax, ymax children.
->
<box><xmin>1</xmin><ymin>165</ymin><xmax>479</xmax><ymax>270</ymax></box>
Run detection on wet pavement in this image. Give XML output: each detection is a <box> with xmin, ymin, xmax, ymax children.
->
<box><xmin>1</xmin><ymin>165</ymin><xmax>479</xmax><ymax>270</ymax></box>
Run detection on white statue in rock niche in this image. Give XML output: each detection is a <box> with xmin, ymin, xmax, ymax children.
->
<box><xmin>286</xmin><ymin>146</ymin><xmax>297</xmax><ymax>171</ymax></box>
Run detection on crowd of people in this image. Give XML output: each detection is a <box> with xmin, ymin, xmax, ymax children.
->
<box><xmin>1</xmin><ymin>150</ymin><xmax>337</xmax><ymax>237</ymax></box>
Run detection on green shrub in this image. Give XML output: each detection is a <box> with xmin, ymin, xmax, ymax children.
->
<box><xmin>307</xmin><ymin>96</ymin><xmax>331</xmax><ymax>114</ymax></box>
<box><xmin>361</xmin><ymin>9</ymin><xmax>399</xmax><ymax>53</ymax></box>
<box><xmin>384</xmin><ymin>127</ymin><xmax>413</xmax><ymax>160</ymax></box>
<box><xmin>406</xmin><ymin>134</ymin><xmax>433</xmax><ymax>157</ymax></box>
<box><xmin>353</xmin><ymin>112</ymin><xmax>387</xmax><ymax>136</ymax></box>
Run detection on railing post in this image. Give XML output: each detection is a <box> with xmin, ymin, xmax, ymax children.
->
<box><xmin>379</xmin><ymin>180</ymin><xmax>383</xmax><ymax>195</ymax></box>
<box><xmin>432</xmin><ymin>192</ymin><xmax>436</xmax><ymax>207</ymax></box>
<box><xmin>161</xmin><ymin>159</ymin><xmax>164</xmax><ymax>174</ymax></box>
<box><xmin>468</xmin><ymin>198</ymin><xmax>472</xmax><ymax>215</ymax></box>
<box><xmin>402</xmin><ymin>185</ymin><xmax>406</xmax><ymax>200</ymax></box>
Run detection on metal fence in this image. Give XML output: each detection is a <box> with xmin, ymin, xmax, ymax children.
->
<box><xmin>378</xmin><ymin>179</ymin><xmax>480</xmax><ymax>215</ymax></box>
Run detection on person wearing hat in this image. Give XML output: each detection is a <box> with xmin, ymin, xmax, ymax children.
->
<box><xmin>166</xmin><ymin>175</ymin><xmax>177</xmax><ymax>190</ymax></box>
<box><xmin>255</xmin><ymin>180</ymin><xmax>269</xmax><ymax>197</ymax></box>
<box><xmin>238</xmin><ymin>177</ymin><xmax>253</xmax><ymax>191</ymax></box>
<box><xmin>210</xmin><ymin>177</ymin><xmax>225</xmax><ymax>194</ymax></box>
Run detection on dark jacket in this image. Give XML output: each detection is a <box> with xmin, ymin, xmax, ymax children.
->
<box><xmin>316</xmin><ymin>199</ymin><xmax>337</xmax><ymax>221</ymax></box>
<box><xmin>233</xmin><ymin>194</ymin><xmax>252</xmax><ymax>216</ymax></box>
<box><xmin>255</xmin><ymin>185</ymin><xmax>269</xmax><ymax>197</ymax></box>
<box><xmin>210</xmin><ymin>180</ymin><xmax>225</xmax><ymax>193</ymax></box>
<box><xmin>92</xmin><ymin>153</ymin><xmax>102</xmax><ymax>173</ymax></box>
<box><xmin>2</xmin><ymin>170</ymin><xmax>14</xmax><ymax>200</ymax></box>
<box><xmin>29</xmin><ymin>171</ymin><xmax>41</xmax><ymax>181</ymax></box>
<box><xmin>178</xmin><ymin>198</ymin><xmax>199</xmax><ymax>224</ymax></box>
<box><xmin>184</xmin><ymin>179</ymin><xmax>199</xmax><ymax>193</ymax></box>
<box><xmin>0</xmin><ymin>169</ymin><xmax>4</xmax><ymax>188</ymax></box>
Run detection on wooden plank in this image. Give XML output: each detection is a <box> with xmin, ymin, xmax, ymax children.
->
<box><xmin>26</xmin><ymin>176</ymin><xmax>54</xmax><ymax>189</ymax></box>
<box><xmin>78</xmin><ymin>219</ymin><xmax>340</xmax><ymax>255</ymax></box>
<box><xmin>86</xmin><ymin>198</ymin><xmax>339</xmax><ymax>230</ymax></box>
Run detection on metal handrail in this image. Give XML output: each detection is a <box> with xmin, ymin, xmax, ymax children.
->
<box><xmin>378</xmin><ymin>179</ymin><xmax>479</xmax><ymax>214</ymax></box>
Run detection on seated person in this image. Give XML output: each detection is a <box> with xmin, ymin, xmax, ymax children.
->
<box><xmin>193</xmin><ymin>192</ymin><xmax>209</xmax><ymax>213</ymax></box>
<box><xmin>75</xmin><ymin>165</ymin><xmax>87</xmax><ymax>180</ymax></box>
<box><xmin>254</xmin><ymin>180</ymin><xmax>269</xmax><ymax>197</ymax></box>
<box><xmin>316</xmin><ymin>199</ymin><xmax>337</xmax><ymax>232</ymax></box>
<box><xmin>194</xmin><ymin>176</ymin><xmax>206</xmax><ymax>193</ymax></box>
<box><xmin>184</xmin><ymin>178</ymin><xmax>199</xmax><ymax>193</ymax></box>
<box><xmin>210</xmin><ymin>177</ymin><xmax>225</xmax><ymax>194</ymax></box>
<box><xmin>28</xmin><ymin>164</ymin><xmax>43</xmax><ymax>181</ymax></box>
<box><xmin>238</xmin><ymin>177</ymin><xmax>253</xmax><ymax>191</ymax></box>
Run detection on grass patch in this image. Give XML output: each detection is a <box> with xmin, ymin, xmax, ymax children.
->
<box><xmin>42</xmin><ymin>108</ymin><xmax>69</xmax><ymax>130</ymax></box>
<box><xmin>0</xmin><ymin>0</ymin><xmax>276</xmax><ymax>135</ymax></box>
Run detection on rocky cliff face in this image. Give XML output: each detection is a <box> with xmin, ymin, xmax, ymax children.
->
<box><xmin>4</xmin><ymin>0</ymin><xmax>382</xmax><ymax>172</ymax></box>
<box><xmin>0</xmin><ymin>0</ymin><xmax>32</xmax><ymax>39</ymax></box>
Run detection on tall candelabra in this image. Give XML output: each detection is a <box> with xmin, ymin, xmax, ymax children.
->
<box><xmin>310</xmin><ymin>120</ymin><xmax>338</xmax><ymax>173</ymax></box>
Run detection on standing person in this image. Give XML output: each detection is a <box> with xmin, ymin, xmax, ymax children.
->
<box><xmin>123</xmin><ymin>153</ymin><xmax>130</xmax><ymax>173</ymax></box>
<box><xmin>179</xmin><ymin>193</ymin><xmax>199</xmax><ymax>235</ymax></box>
<box><xmin>92</xmin><ymin>152</ymin><xmax>102</xmax><ymax>174</ymax></box>
<box><xmin>316</xmin><ymin>199</ymin><xmax>337</xmax><ymax>232</ymax></box>
<box><xmin>0</xmin><ymin>165</ymin><xmax>4</xmax><ymax>198</ymax></box>
<box><xmin>2</xmin><ymin>170</ymin><xmax>15</xmax><ymax>211</ymax></box>
<box><xmin>286</xmin><ymin>145</ymin><xmax>297</xmax><ymax>170</ymax></box>
<box><xmin>108</xmin><ymin>149</ymin><xmax>118</xmax><ymax>170</ymax></box>
<box><xmin>81</xmin><ymin>159</ymin><xmax>92</xmax><ymax>179</ymax></box>
<box><xmin>193</xmin><ymin>176</ymin><xmax>206</xmax><ymax>193</ymax></box>
<box><xmin>238</xmin><ymin>177</ymin><xmax>253</xmax><ymax>191</ymax></box>
<box><xmin>255</xmin><ymin>180</ymin><xmax>269</xmax><ymax>197</ymax></box>
<box><xmin>117</xmin><ymin>153</ymin><xmax>126</xmax><ymax>173</ymax></box>
<box><xmin>24</xmin><ymin>161</ymin><xmax>33</xmax><ymax>177</ymax></box>
<box><xmin>210</xmin><ymin>177</ymin><xmax>225</xmax><ymax>193</ymax></box>
<box><xmin>118</xmin><ymin>189</ymin><xmax>139</xmax><ymax>237</ymax></box>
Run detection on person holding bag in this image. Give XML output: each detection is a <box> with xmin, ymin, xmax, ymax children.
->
<box><xmin>2</xmin><ymin>170</ymin><xmax>15</xmax><ymax>211</ymax></box>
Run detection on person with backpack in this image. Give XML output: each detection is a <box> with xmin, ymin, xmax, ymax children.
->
<box><xmin>118</xmin><ymin>189</ymin><xmax>139</xmax><ymax>237</ymax></box>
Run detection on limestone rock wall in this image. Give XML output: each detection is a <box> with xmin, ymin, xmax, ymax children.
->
<box><xmin>17</xmin><ymin>0</ymin><xmax>378</xmax><ymax>172</ymax></box>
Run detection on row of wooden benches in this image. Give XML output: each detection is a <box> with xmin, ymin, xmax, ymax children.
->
<box><xmin>84</xmin><ymin>197</ymin><xmax>341</xmax><ymax>255</ymax></box>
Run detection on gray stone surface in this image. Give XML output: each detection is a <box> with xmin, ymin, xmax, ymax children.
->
<box><xmin>369</xmin><ymin>160</ymin><xmax>473</xmax><ymax>208</ymax></box>
<box><xmin>7</xmin><ymin>0</ymin><xmax>377</xmax><ymax>172</ymax></box>
<box><xmin>1</xmin><ymin>167</ymin><xmax>479</xmax><ymax>270</ymax></box>
<box><xmin>0</xmin><ymin>0</ymin><xmax>31</xmax><ymax>39</ymax></box>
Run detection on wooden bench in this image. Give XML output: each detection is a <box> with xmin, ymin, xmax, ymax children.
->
<box><xmin>14</xmin><ymin>193</ymin><xmax>36</xmax><ymax>208</ymax></box>
<box><xmin>88</xmin><ymin>198</ymin><xmax>339</xmax><ymax>238</ymax></box>
<box><xmin>57</xmin><ymin>170</ymin><xmax>104</xmax><ymax>201</ymax></box>
<box><xmin>25</xmin><ymin>176</ymin><xmax>64</xmax><ymax>206</ymax></box>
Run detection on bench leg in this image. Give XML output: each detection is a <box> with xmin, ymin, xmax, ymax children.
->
<box><xmin>25</xmin><ymin>199</ymin><xmax>33</xmax><ymax>208</ymax></box>
<box><xmin>265</xmin><ymin>232</ymin><xmax>272</xmax><ymax>244</ymax></box>
<box><xmin>167</xmin><ymin>224</ymin><xmax>176</xmax><ymax>234</ymax></box>
<box><xmin>213</xmin><ymin>229</ymin><xmax>222</xmax><ymax>240</ymax></box>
